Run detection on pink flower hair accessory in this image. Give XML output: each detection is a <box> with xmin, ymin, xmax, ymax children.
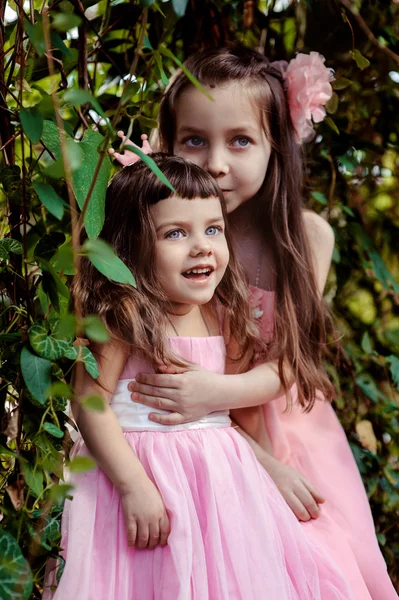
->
<box><xmin>274</xmin><ymin>52</ymin><xmax>334</xmax><ymax>143</ymax></box>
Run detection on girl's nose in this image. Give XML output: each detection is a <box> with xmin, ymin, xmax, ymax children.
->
<box><xmin>206</xmin><ymin>148</ymin><xmax>230</xmax><ymax>177</ymax></box>
<box><xmin>190</xmin><ymin>237</ymin><xmax>213</xmax><ymax>257</ymax></box>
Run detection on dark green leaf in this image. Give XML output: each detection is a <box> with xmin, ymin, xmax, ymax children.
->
<box><xmin>333</xmin><ymin>77</ymin><xmax>353</xmax><ymax>90</ymax></box>
<box><xmin>20</xmin><ymin>106</ymin><xmax>43</xmax><ymax>144</ymax></box>
<box><xmin>325</xmin><ymin>117</ymin><xmax>340</xmax><ymax>135</ymax></box>
<box><xmin>74</xmin><ymin>345</ymin><xmax>99</xmax><ymax>378</ymax></box>
<box><xmin>34</xmin><ymin>233</ymin><xmax>66</xmax><ymax>262</ymax></box>
<box><xmin>350</xmin><ymin>49</ymin><xmax>370</xmax><ymax>70</ymax></box>
<box><xmin>50</xmin><ymin>31</ymin><xmax>72</xmax><ymax>57</ymax></box>
<box><xmin>0</xmin><ymin>530</ymin><xmax>33</xmax><ymax>600</ymax></box>
<box><xmin>43</xmin><ymin>422</ymin><xmax>64</xmax><ymax>439</ymax></box>
<box><xmin>311</xmin><ymin>191</ymin><xmax>327</xmax><ymax>205</ymax></box>
<box><xmin>64</xmin><ymin>89</ymin><xmax>108</xmax><ymax>122</ymax></box>
<box><xmin>72</xmin><ymin>129</ymin><xmax>111</xmax><ymax>239</ymax></box>
<box><xmin>160</xmin><ymin>46</ymin><xmax>213</xmax><ymax>101</ymax></box>
<box><xmin>52</xmin><ymin>12</ymin><xmax>82</xmax><ymax>32</ymax></box>
<box><xmin>387</xmin><ymin>355</ymin><xmax>399</xmax><ymax>389</ymax></box>
<box><xmin>0</xmin><ymin>238</ymin><xmax>23</xmax><ymax>260</ymax></box>
<box><xmin>24</xmin><ymin>462</ymin><xmax>44</xmax><ymax>498</ymax></box>
<box><xmin>20</xmin><ymin>346</ymin><xmax>52</xmax><ymax>405</ymax></box>
<box><xmin>124</xmin><ymin>145</ymin><xmax>175</xmax><ymax>193</ymax></box>
<box><xmin>83</xmin><ymin>238</ymin><xmax>136</xmax><ymax>286</ymax></box>
<box><xmin>29</xmin><ymin>319</ymin><xmax>73</xmax><ymax>360</ymax></box>
<box><xmin>24</xmin><ymin>19</ymin><xmax>45</xmax><ymax>57</ymax></box>
<box><xmin>33</xmin><ymin>182</ymin><xmax>64</xmax><ymax>220</ymax></box>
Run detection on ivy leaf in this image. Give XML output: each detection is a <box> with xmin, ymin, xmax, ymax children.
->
<box><xmin>75</xmin><ymin>346</ymin><xmax>100</xmax><ymax>378</ymax></box>
<box><xmin>0</xmin><ymin>530</ymin><xmax>33</xmax><ymax>600</ymax></box>
<box><xmin>29</xmin><ymin>319</ymin><xmax>73</xmax><ymax>360</ymax></box>
<box><xmin>20</xmin><ymin>106</ymin><xmax>43</xmax><ymax>144</ymax></box>
<box><xmin>0</xmin><ymin>238</ymin><xmax>23</xmax><ymax>261</ymax></box>
<box><xmin>68</xmin><ymin>456</ymin><xmax>96</xmax><ymax>473</ymax></box>
<box><xmin>33</xmin><ymin>182</ymin><xmax>64</xmax><ymax>220</ymax></box>
<box><xmin>43</xmin><ymin>422</ymin><xmax>64</xmax><ymax>439</ymax></box>
<box><xmin>20</xmin><ymin>346</ymin><xmax>52</xmax><ymax>405</ymax></box>
<box><xmin>83</xmin><ymin>238</ymin><xmax>136</xmax><ymax>286</ymax></box>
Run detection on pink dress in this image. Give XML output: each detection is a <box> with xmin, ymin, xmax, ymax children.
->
<box><xmin>251</xmin><ymin>286</ymin><xmax>398</xmax><ymax>600</ymax></box>
<box><xmin>44</xmin><ymin>335</ymin><xmax>352</xmax><ymax>600</ymax></box>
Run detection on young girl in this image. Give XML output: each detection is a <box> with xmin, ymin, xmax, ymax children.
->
<box><xmin>110</xmin><ymin>47</ymin><xmax>398</xmax><ymax>599</ymax></box>
<box><xmin>44</xmin><ymin>155</ymin><xmax>352</xmax><ymax>599</ymax></box>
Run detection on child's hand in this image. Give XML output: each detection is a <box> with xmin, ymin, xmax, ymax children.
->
<box><xmin>262</xmin><ymin>459</ymin><xmax>325</xmax><ymax>522</ymax></box>
<box><xmin>108</xmin><ymin>131</ymin><xmax>152</xmax><ymax>167</ymax></box>
<box><xmin>120</xmin><ymin>475</ymin><xmax>170</xmax><ymax>549</ymax></box>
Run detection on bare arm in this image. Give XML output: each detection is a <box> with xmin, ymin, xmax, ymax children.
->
<box><xmin>72</xmin><ymin>342</ymin><xmax>170</xmax><ymax>548</ymax></box>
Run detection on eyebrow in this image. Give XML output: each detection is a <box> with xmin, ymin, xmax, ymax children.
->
<box><xmin>177</xmin><ymin>125</ymin><xmax>259</xmax><ymax>136</ymax></box>
<box><xmin>155</xmin><ymin>215</ymin><xmax>224</xmax><ymax>233</ymax></box>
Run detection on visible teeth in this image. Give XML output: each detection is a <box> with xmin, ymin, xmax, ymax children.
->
<box><xmin>185</xmin><ymin>268</ymin><xmax>211</xmax><ymax>274</ymax></box>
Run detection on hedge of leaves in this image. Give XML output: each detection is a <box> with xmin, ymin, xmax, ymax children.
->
<box><xmin>0</xmin><ymin>0</ymin><xmax>398</xmax><ymax>597</ymax></box>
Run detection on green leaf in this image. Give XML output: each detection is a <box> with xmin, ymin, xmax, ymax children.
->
<box><xmin>34</xmin><ymin>232</ymin><xmax>66</xmax><ymax>263</ymax></box>
<box><xmin>351</xmin><ymin>224</ymin><xmax>399</xmax><ymax>293</ymax></box>
<box><xmin>83</xmin><ymin>315</ymin><xmax>109</xmax><ymax>343</ymax></box>
<box><xmin>325</xmin><ymin>92</ymin><xmax>339</xmax><ymax>114</ymax></box>
<box><xmin>50</xmin><ymin>31</ymin><xmax>72</xmax><ymax>57</ymax></box>
<box><xmin>52</xmin><ymin>243</ymin><xmax>75</xmax><ymax>275</ymax></box>
<box><xmin>64</xmin><ymin>89</ymin><xmax>108</xmax><ymax>122</ymax></box>
<box><xmin>24</xmin><ymin>19</ymin><xmax>45</xmax><ymax>57</ymax></box>
<box><xmin>160</xmin><ymin>45</ymin><xmax>214</xmax><ymax>101</ymax></box>
<box><xmin>333</xmin><ymin>77</ymin><xmax>353</xmax><ymax>90</ymax></box>
<box><xmin>81</xmin><ymin>393</ymin><xmax>105</xmax><ymax>411</ymax></box>
<box><xmin>43</xmin><ymin>422</ymin><xmax>64</xmax><ymax>439</ymax></box>
<box><xmin>33</xmin><ymin>182</ymin><xmax>64</xmax><ymax>220</ymax></box>
<box><xmin>54</xmin><ymin>313</ymin><xmax>76</xmax><ymax>339</ymax></box>
<box><xmin>20</xmin><ymin>106</ymin><xmax>43</xmax><ymax>144</ymax></box>
<box><xmin>50</xmin><ymin>483</ymin><xmax>74</xmax><ymax>504</ymax></box>
<box><xmin>83</xmin><ymin>238</ymin><xmax>136</xmax><ymax>286</ymax></box>
<box><xmin>361</xmin><ymin>332</ymin><xmax>373</xmax><ymax>354</ymax></box>
<box><xmin>75</xmin><ymin>345</ymin><xmax>99</xmax><ymax>378</ymax></box>
<box><xmin>311</xmin><ymin>191</ymin><xmax>328</xmax><ymax>205</ymax></box>
<box><xmin>72</xmin><ymin>129</ymin><xmax>111</xmax><ymax>239</ymax></box>
<box><xmin>387</xmin><ymin>355</ymin><xmax>399</xmax><ymax>389</ymax></box>
<box><xmin>350</xmin><ymin>49</ymin><xmax>370</xmax><ymax>70</ymax></box>
<box><xmin>0</xmin><ymin>530</ymin><xmax>33</xmax><ymax>600</ymax></box>
<box><xmin>356</xmin><ymin>373</ymin><xmax>386</xmax><ymax>403</ymax></box>
<box><xmin>46</xmin><ymin>381</ymin><xmax>73</xmax><ymax>398</ymax></box>
<box><xmin>124</xmin><ymin>145</ymin><xmax>175</xmax><ymax>193</ymax></box>
<box><xmin>172</xmin><ymin>0</ymin><xmax>189</xmax><ymax>16</ymax></box>
<box><xmin>20</xmin><ymin>346</ymin><xmax>52</xmax><ymax>405</ymax></box>
<box><xmin>68</xmin><ymin>456</ymin><xmax>96</xmax><ymax>473</ymax></box>
<box><xmin>29</xmin><ymin>319</ymin><xmax>73</xmax><ymax>360</ymax></box>
<box><xmin>325</xmin><ymin>117</ymin><xmax>340</xmax><ymax>135</ymax></box>
<box><xmin>24</xmin><ymin>462</ymin><xmax>43</xmax><ymax>498</ymax></box>
<box><xmin>52</xmin><ymin>12</ymin><xmax>82</xmax><ymax>32</ymax></box>
<box><xmin>0</xmin><ymin>238</ymin><xmax>23</xmax><ymax>260</ymax></box>
<box><xmin>0</xmin><ymin>332</ymin><xmax>21</xmax><ymax>343</ymax></box>
<box><xmin>0</xmin><ymin>444</ymin><xmax>17</xmax><ymax>457</ymax></box>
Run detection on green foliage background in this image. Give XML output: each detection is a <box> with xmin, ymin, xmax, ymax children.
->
<box><xmin>0</xmin><ymin>0</ymin><xmax>398</xmax><ymax>597</ymax></box>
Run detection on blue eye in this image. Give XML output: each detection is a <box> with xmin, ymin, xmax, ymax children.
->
<box><xmin>166</xmin><ymin>230</ymin><xmax>184</xmax><ymax>239</ymax></box>
<box><xmin>185</xmin><ymin>136</ymin><xmax>205</xmax><ymax>148</ymax></box>
<box><xmin>206</xmin><ymin>226</ymin><xmax>222</xmax><ymax>236</ymax></box>
<box><xmin>232</xmin><ymin>136</ymin><xmax>251</xmax><ymax>148</ymax></box>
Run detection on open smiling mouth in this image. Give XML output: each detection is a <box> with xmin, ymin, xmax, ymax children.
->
<box><xmin>182</xmin><ymin>267</ymin><xmax>214</xmax><ymax>279</ymax></box>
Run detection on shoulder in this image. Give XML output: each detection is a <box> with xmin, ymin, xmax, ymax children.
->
<box><xmin>303</xmin><ymin>209</ymin><xmax>334</xmax><ymax>255</ymax></box>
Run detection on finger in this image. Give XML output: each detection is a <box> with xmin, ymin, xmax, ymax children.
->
<box><xmin>110</xmin><ymin>150</ymin><xmax>135</xmax><ymax>166</ymax></box>
<box><xmin>130</xmin><ymin>392</ymin><xmax>177</xmax><ymax>412</ymax></box>
<box><xmin>159</xmin><ymin>514</ymin><xmax>170</xmax><ymax>546</ymax></box>
<box><xmin>147</xmin><ymin>521</ymin><xmax>161</xmax><ymax>550</ymax></box>
<box><xmin>125</xmin><ymin>518</ymin><xmax>137</xmax><ymax>547</ymax></box>
<box><xmin>130</xmin><ymin>381</ymin><xmax>178</xmax><ymax>401</ymax></box>
<box><xmin>285</xmin><ymin>493</ymin><xmax>312</xmax><ymax>522</ymax></box>
<box><xmin>136</xmin><ymin>522</ymin><xmax>150</xmax><ymax>549</ymax></box>
<box><xmin>295</xmin><ymin>486</ymin><xmax>321</xmax><ymax>520</ymax></box>
<box><xmin>148</xmin><ymin>412</ymin><xmax>186</xmax><ymax>426</ymax></box>
<box><xmin>156</xmin><ymin>363</ymin><xmax>188</xmax><ymax>374</ymax></box>
<box><xmin>134</xmin><ymin>373</ymin><xmax>181</xmax><ymax>389</ymax></box>
<box><xmin>108</xmin><ymin>147</ymin><xmax>115</xmax><ymax>155</ymax></box>
<box><xmin>302</xmin><ymin>479</ymin><xmax>325</xmax><ymax>504</ymax></box>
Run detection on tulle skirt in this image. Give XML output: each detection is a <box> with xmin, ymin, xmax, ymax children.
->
<box><xmin>44</xmin><ymin>427</ymin><xmax>352</xmax><ymax>600</ymax></box>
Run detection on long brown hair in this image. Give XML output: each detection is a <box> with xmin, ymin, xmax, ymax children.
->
<box><xmin>73</xmin><ymin>154</ymin><xmax>259</xmax><ymax>368</ymax></box>
<box><xmin>158</xmin><ymin>46</ymin><xmax>335</xmax><ymax>409</ymax></box>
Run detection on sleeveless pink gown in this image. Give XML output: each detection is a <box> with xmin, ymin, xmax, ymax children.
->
<box><xmin>44</xmin><ymin>335</ymin><xmax>352</xmax><ymax>600</ymax></box>
<box><xmin>251</xmin><ymin>286</ymin><xmax>398</xmax><ymax>600</ymax></box>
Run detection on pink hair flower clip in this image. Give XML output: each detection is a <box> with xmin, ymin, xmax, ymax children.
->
<box><xmin>284</xmin><ymin>52</ymin><xmax>334</xmax><ymax>143</ymax></box>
